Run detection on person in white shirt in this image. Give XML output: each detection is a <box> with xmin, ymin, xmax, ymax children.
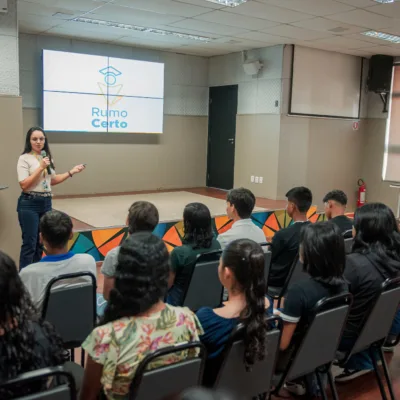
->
<box><xmin>20</xmin><ymin>210</ymin><xmax>97</xmax><ymax>310</ymax></box>
<box><xmin>217</xmin><ymin>187</ymin><xmax>266</xmax><ymax>249</ymax></box>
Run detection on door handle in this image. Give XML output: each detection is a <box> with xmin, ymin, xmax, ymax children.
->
<box><xmin>228</xmin><ymin>138</ymin><xmax>235</xmax><ymax>143</ymax></box>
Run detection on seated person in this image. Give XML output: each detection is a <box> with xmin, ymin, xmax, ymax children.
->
<box><xmin>20</xmin><ymin>210</ymin><xmax>97</xmax><ymax>310</ymax></box>
<box><xmin>336</xmin><ymin>203</ymin><xmax>400</xmax><ymax>383</ymax></box>
<box><xmin>101</xmin><ymin>201</ymin><xmax>159</xmax><ymax>301</ymax></box>
<box><xmin>196</xmin><ymin>239</ymin><xmax>272</xmax><ymax>386</ymax></box>
<box><xmin>323</xmin><ymin>190</ymin><xmax>353</xmax><ymax>235</ymax></box>
<box><xmin>167</xmin><ymin>202</ymin><xmax>221</xmax><ymax>306</ymax></box>
<box><xmin>80</xmin><ymin>232</ymin><xmax>203</xmax><ymax>400</ymax></box>
<box><xmin>278</xmin><ymin>222</ymin><xmax>347</xmax><ymax>396</ymax></box>
<box><xmin>0</xmin><ymin>251</ymin><xmax>65</xmax><ymax>396</ymax></box>
<box><xmin>269</xmin><ymin>186</ymin><xmax>312</xmax><ymax>287</ymax></box>
<box><xmin>217</xmin><ymin>188</ymin><xmax>266</xmax><ymax>249</ymax></box>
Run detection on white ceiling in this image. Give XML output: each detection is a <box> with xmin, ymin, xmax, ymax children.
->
<box><xmin>17</xmin><ymin>0</ymin><xmax>400</xmax><ymax>57</ymax></box>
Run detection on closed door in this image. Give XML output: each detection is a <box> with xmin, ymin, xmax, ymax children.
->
<box><xmin>207</xmin><ymin>85</ymin><xmax>238</xmax><ymax>190</ymax></box>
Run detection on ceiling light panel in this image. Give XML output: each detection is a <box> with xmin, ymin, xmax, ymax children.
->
<box><xmin>72</xmin><ymin>17</ymin><xmax>213</xmax><ymax>42</ymax></box>
<box><xmin>374</xmin><ymin>0</ymin><xmax>395</xmax><ymax>3</ymax></box>
<box><xmin>205</xmin><ymin>0</ymin><xmax>248</xmax><ymax>6</ymax></box>
<box><xmin>361</xmin><ymin>30</ymin><xmax>400</xmax><ymax>43</ymax></box>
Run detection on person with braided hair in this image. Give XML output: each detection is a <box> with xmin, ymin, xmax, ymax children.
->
<box><xmin>196</xmin><ymin>239</ymin><xmax>272</xmax><ymax>386</ymax></box>
<box><xmin>0</xmin><ymin>251</ymin><xmax>65</xmax><ymax>396</ymax></box>
<box><xmin>80</xmin><ymin>232</ymin><xmax>203</xmax><ymax>400</ymax></box>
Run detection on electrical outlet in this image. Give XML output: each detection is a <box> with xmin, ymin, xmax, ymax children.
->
<box><xmin>251</xmin><ymin>176</ymin><xmax>255</xmax><ymax>183</ymax></box>
<box><xmin>259</xmin><ymin>176</ymin><xmax>263</xmax><ymax>184</ymax></box>
<box><xmin>255</xmin><ymin>176</ymin><xmax>259</xmax><ymax>184</ymax></box>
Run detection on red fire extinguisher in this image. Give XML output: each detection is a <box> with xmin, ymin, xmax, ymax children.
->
<box><xmin>357</xmin><ymin>179</ymin><xmax>366</xmax><ymax>208</ymax></box>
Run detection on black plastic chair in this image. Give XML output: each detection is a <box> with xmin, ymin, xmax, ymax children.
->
<box><xmin>129</xmin><ymin>342</ymin><xmax>206</xmax><ymax>400</ymax></box>
<box><xmin>214</xmin><ymin>316</ymin><xmax>282</xmax><ymax>398</ymax></box>
<box><xmin>183</xmin><ymin>250</ymin><xmax>223</xmax><ymax>311</ymax></box>
<box><xmin>273</xmin><ymin>292</ymin><xmax>353</xmax><ymax>400</ymax></box>
<box><xmin>336</xmin><ymin>277</ymin><xmax>400</xmax><ymax>400</ymax></box>
<box><xmin>264</xmin><ymin>251</ymin><xmax>272</xmax><ymax>286</ymax></box>
<box><xmin>0</xmin><ymin>366</ymin><xmax>77</xmax><ymax>400</ymax></box>
<box><xmin>344</xmin><ymin>238</ymin><xmax>353</xmax><ymax>254</ymax></box>
<box><xmin>41</xmin><ymin>272</ymin><xmax>97</xmax><ymax>366</ymax></box>
<box><xmin>343</xmin><ymin>229</ymin><xmax>353</xmax><ymax>239</ymax></box>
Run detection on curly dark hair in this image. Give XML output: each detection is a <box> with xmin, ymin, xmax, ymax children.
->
<box><xmin>101</xmin><ymin>232</ymin><xmax>170</xmax><ymax>324</ymax></box>
<box><xmin>0</xmin><ymin>251</ymin><xmax>64</xmax><ymax>390</ymax></box>
<box><xmin>221</xmin><ymin>239</ymin><xmax>268</xmax><ymax>370</ymax></box>
<box><xmin>353</xmin><ymin>203</ymin><xmax>400</xmax><ymax>277</ymax></box>
<box><xmin>183</xmin><ymin>203</ymin><xmax>214</xmax><ymax>249</ymax></box>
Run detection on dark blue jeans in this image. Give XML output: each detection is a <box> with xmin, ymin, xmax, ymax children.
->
<box><xmin>17</xmin><ymin>193</ymin><xmax>52</xmax><ymax>269</ymax></box>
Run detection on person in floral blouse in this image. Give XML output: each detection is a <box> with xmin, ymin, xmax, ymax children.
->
<box><xmin>80</xmin><ymin>232</ymin><xmax>203</xmax><ymax>400</ymax></box>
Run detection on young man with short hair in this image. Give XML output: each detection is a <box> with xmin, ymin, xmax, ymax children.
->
<box><xmin>20</xmin><ymin>210</ymin><xmax>97</xmax><ymax>310</ymax></box>
<box><xmin>269</xmin><ymin>187</ymin><xmax>312</xmax><ymax>287</ymax></box>
<box><xmin>323</xmin><ymin>190</ymin><xmax>353</xmax><ymax>234</ymax></box>
<box><xmin>217</xmin><ymin>187</ymin><xmax>266</xmax><ymax>249</ymax></box>
<box><xmin>101</xmin><ymin>201</ymin><xmax>159</xmax><ymax>300</ymax></box>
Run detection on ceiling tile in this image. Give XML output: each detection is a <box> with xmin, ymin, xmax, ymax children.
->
<box><xmin>194</xmin><ymin>10</ymin><xmax>280</xmax><ymax>30</ymax></box>
<box><xmin>89</xmin><ymin>4</ymin><xmax>186</xmax><ymax>26</ymax></box>
<box><xmin>226</xmin><ymin>2</ymin><xmax>314</xmax><ymax>23</ymax></box>
<box><xmin>367</xmin><ymin>3</ymin><xmax>400</xmax><ymax>18</ymax></box>
<box><xmin>334</xmin><ymin>0</ymin><xmax>376</xmax><ymax>7</ymax></box>
<box><xmin>111</xmin><ymin>0</ymin><xmax>214</xmax><ymax>17</ymax></box>
<box><xmin>18</xmin><ymin>1</ymin><xmax>83</xmax><ymax>19</ymax></box>
<box><xmin>19</xmin><ymin>0</ymin><xmax>107</xmax><ymax>13</ymax></box>
<box><xmin>170</xmin><ymin>18</ymin><xmax>250</xmax><ymax>35</ymax></box>
<box><xmin>171</xmin><ymin>0</ymin><xmax>225</xmax><ymax>9</ymax></box>
<box><xmin>310</xmin><ymin>35</ymin><xmax>384</xmax><ymax>49</ymax></box>
<box><xmin>261</xmin><ymin>25</ymin><xmax>333</xmax><ymax>40</ymax></box>
<box><xmin>155</xmin><ymin>24</ymin><xmax>220</xmax><ymax>39</ymax></box>
<box><xmin>44</xmin><ymin>26</ymin><xmax>124</xmax><ymax>42</ymax></box>
<box><xmin>19</xmin><ymin>18</ymin><xmax>60</xmax><ymax>34</ymax></box>
<box><xmin>258</xmin><ymin>0</ymin><xmax>355</xmax><ymax>17</ymax></box>
<box><xmin>234</xmin><ymin>31</ymin><xmax>288</xmax><ymax>44</ymax></box>
<box><xmin>291</xmin><ymin>17</ymin><xmax>365</xmax><ymax>34</ymax></box>
<box><xmin>326</xmin><ymin>9</ymin><xmax>396</xmax><ymax>29</ymax></box>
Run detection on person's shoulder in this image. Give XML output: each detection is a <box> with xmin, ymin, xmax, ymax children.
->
<box><xmin>104</xmin><ymin>246</ymin><xmax>120</xmax><ymax>259</ymax></box>
<box><xmin>20</xmin><ymin>262</ymin><xmax>43</xmax><ymax>276</ymax></box>
<box><xmin>73</xmin><ymin>253</ymin><xmax>96</xmax><ymax>265</ymax></box>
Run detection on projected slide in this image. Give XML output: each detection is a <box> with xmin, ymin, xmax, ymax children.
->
<box><xmin>42</xmin><ymin>50</ymin><xmax>165</xmax><ymax>133</ymax></box>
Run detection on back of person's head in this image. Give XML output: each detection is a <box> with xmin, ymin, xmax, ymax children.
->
<box><xmin>0</xmin><ymin>251</ymin><xmax>63</xmax><ymax>382</ymax></box>
<box><xmin>127</xmin><ymin>201</ymin><xmax>159</xmax><ymax>234</ymax></box>
<box><xmin>300</xmin><ymin>222</ymin><xmax>345</xmax><ymax>285</ymax></box>
<box><xmin>286</xmin><ymin>186</ymin><xmax>312</xmax><ymax>215</ymax></box>
<box><xmin>102</xmin><ymin>232</ymin><xmax>169</xmax><ymax>323</ymax></box>
<box><xmin>220</xmin><ymin>239</ymin><xmax>268</xmax><ymax>369</ymax></box>
<box><xmin>183</xmin><ymin>202</ymin><xmax>213</xmax><ymax>249</ymax></box>
<box><xmin>353</xmin><ymin>203</ymin><xmax>400</xmax><ymax>268</ymax></box>
<box><xmin>226</xmin><ymin>188</ymin><xmax>256</xmax><ymax>219</ymax></box>
<box><xmin>40</xmin><ymin>210</ymin><xmax>72</xmax><ymax>249</ymax></box>
<box><xmin>323</xmin><ymin>190</ymin><xmax>348</xmax><ymax>219</ymax></box>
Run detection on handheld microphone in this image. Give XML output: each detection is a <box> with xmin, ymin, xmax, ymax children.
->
<box><xmin>40</xmin><ymin>150</ymin><xmax>52</xmax><ymax>174</ymax></box>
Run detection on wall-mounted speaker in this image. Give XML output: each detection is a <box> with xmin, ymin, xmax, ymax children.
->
<box><xmin>368</xmin><ymin>54</ymin><xmax>394</xmax><ymax>93</ymax></box>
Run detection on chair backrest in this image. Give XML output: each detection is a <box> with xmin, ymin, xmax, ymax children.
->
<box><xmin>42</xmin><ymin>272</ymin><xmax>96</xmax><ymax>347</ymax></box>
<box><xmin>183</xmin><ymin>250</ymin><xmax>223</xmax><ymax>311</ymax></box>
<box><xmin>349</xmin><ymin>277</ymin><xmax>400</xmax><ymax>356</ymax></box>
<box><xmin>129</xmin><ymin>342</ymin><xmax>206</xmax><ymax>400</ymax></box>
<box><xmin>344</xmin><ymin>238</ymin><xmax>353</xmax><ymax>254</ymax></box>
<box><xmin>277</xmin><ymin>292</ymin><xmax>352</xmax><ymax>386</ymax></box>
<box><xmin>0</xmin><ymin>366</ymin><xmax>76</xmax><ymax>400</ymax></box>
<box><xmin>264</xmin><ymin>251</ymin><xmax>272</xmax><ymax>284</ymax></box>
<box><xmin>214</xmin><ymin>316</ymin><xmax>282</xmax><ymax>398</ymax></box>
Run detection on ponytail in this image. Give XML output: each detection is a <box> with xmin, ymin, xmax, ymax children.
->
<box><xmin>222</xmin><ymin>240</ymin><xmax>269</xmax><ymax>370</ymax></box>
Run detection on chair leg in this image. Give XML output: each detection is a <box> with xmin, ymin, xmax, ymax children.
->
<box><xmin>370</xmin><ymin>348</ymin><xmax>388</xmax><ymax>400</ymax></box>
<box><xmin>327</xmin><ymin>369</ymin><xmax>339</xmax><ymax>400</ymax></box>
<box><xmin>316</xmin><ymin>371</ymin><xmax>328</xmax><ymax>400</ymax></box>
<box><xmin>378</xmin><ymin>347</ymin><xmax>396</xmax><ymax>400</ymax></box>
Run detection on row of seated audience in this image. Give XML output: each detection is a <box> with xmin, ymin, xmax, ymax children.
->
<box><xmin>0</xmin><ymin>186</ymin><xmax>399</xmax><ymax>399</ymax></box>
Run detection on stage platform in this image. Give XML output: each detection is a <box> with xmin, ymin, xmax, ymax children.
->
<box><xmin>53</xmin><ymin>188</ymin><xmax>325</xmax><ymax>262</ymax></box>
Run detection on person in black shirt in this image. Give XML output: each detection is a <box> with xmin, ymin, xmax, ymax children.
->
<box><xmin>336</xmin><ymin>203</ymin><xmax>400</xmax><ymax>383</ymax></box>
<box><xmin>269</xmin><ymin>186</ymin><xmax>312</xmax><ymax>287</ymax></box>
<box><xmin>277</xmin><ymin>222</ymin><xmax>348</xmax><ymax>396</ymax></box>
<box><xmin>323</xmin><ymin>190</ymin><xmax>353</xmax><ymax>235</ymax></box>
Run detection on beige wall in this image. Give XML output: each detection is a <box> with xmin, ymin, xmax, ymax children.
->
<box><xmin>234</xmin><ymin>114</ymin><xmax>280</xmax><ymax>199</ymax></box>
<box><xmin>23</xmin><ymin>109</ymin><xmax>208</xmax><ymax>195</ymax></box>
<box><xmin>0</xmin><ymin>96</ymin><xmax>23</xmax><ymax>262</ymax></box>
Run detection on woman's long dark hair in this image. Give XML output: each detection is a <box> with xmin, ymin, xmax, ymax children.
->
<box><xmin>352</xmin><ymin>203</ymin><xmax>400</xmax><ymax>277</ymax></box>
<box><xmin>183</xmin><ymin>203</ymin><xmax>213</xmax><ymax>249</ymax></box>
<box><xmin>101</xmin><ymin>232</ymin><xmax>170</xmax><ymax>324</ymax></box>
<box><xmin>22</xmin><ymin>127</ymin><xmax>55</xmax><ymax>169</ymax></box>
<box><xmin>221</xmin><ymin>239</ymin><xmax>268</xmax><ymax>369</ymax></box>
<box><xmin>300</xmin><ymin>222</ymin><xmax>346</xmax><ymax>286</ymax></box>
<box><xmin>0</xmin><ymin>251</ymin><xmax>64</xmax><ymax>382</ymax></box>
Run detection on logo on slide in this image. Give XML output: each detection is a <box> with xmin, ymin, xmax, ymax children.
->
<box><xmin>98</xmin><ymin>66</ymin><xmax>124</xmax><ymax>106</ymax></box>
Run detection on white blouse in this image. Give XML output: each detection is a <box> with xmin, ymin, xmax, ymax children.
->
<box><xmin>17</xmin><ymin>153</ymin><xmax>55</xmax><ymax>193</ymax></box>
